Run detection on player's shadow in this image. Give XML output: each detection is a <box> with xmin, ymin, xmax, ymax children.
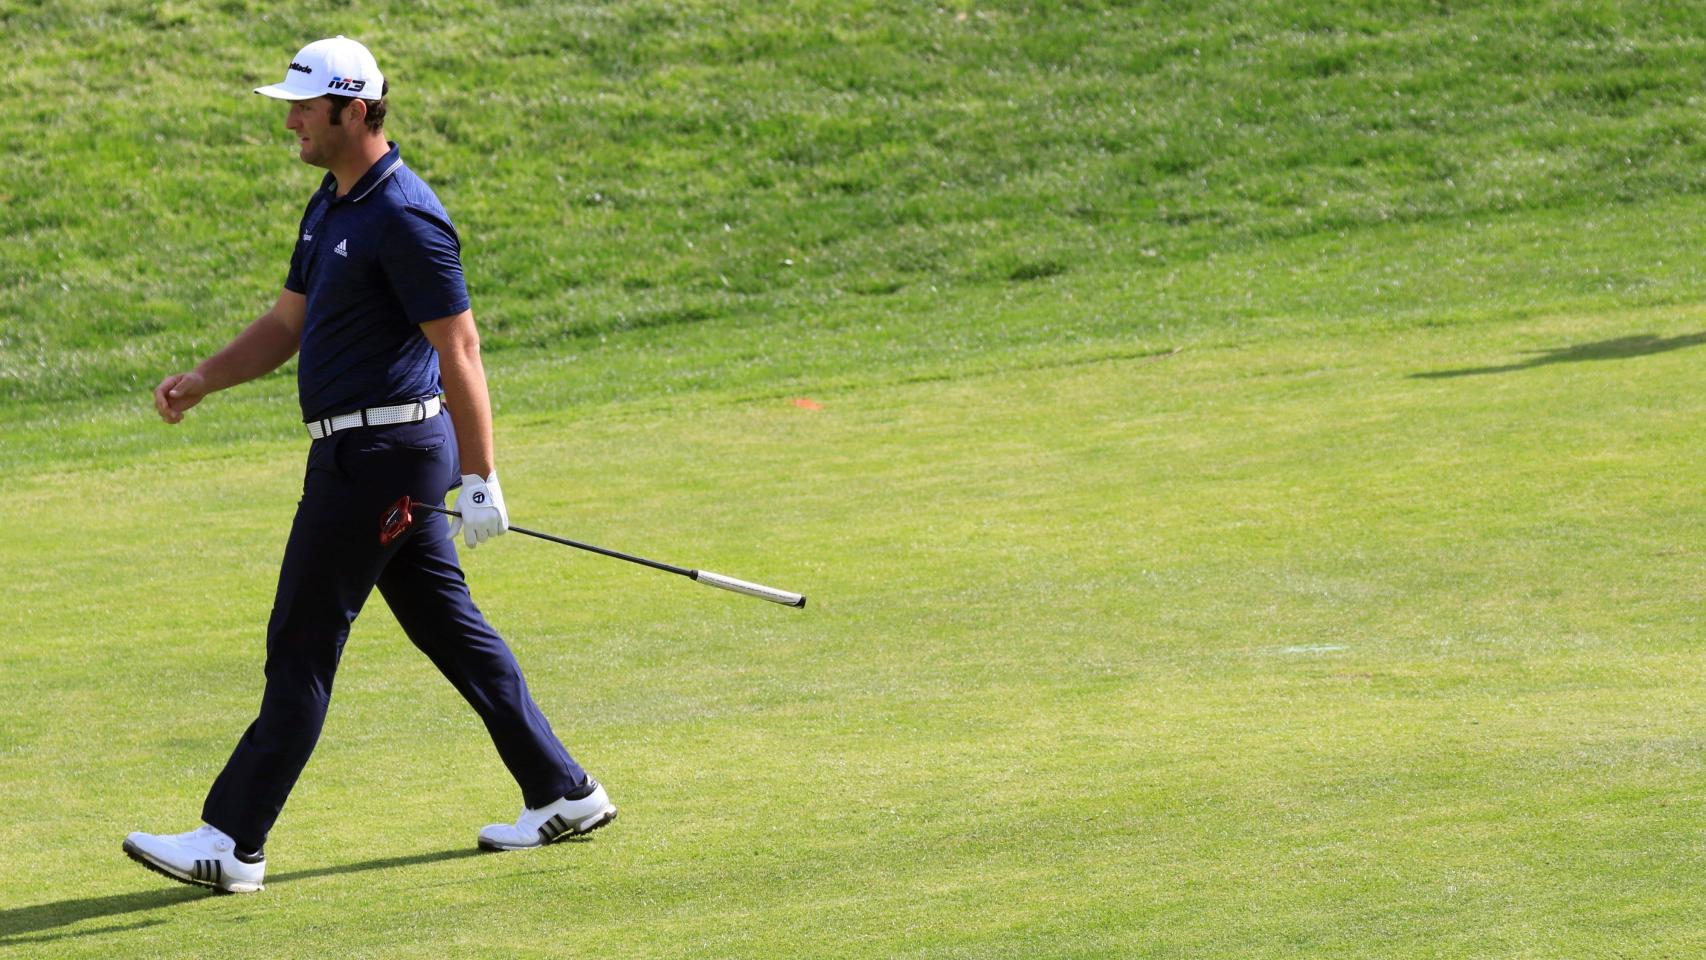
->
<box><xmin>0</xmin><ymin>848</ymin><xmax>483</xmax><ymax>946</ymax></box>
<box><xmin>1410</xmin><ymin>332</ymin><xmax>1706</xmax><ymax>379</ymax></box>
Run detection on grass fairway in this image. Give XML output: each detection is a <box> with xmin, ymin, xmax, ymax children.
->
<box><xmin>8</xmin><ymin>1</ymin><xmax>1706</xmax><ymax>957</ymax></box>
<box><xmin>7</xmin><ymin>300</ymin><xmax>1706</xmax><ymax>957</ymax></box>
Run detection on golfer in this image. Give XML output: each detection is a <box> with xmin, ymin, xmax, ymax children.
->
<box><xmin>125</xmin><ymin>36</ymin><xmax>615</xmax><ymax>894</ymax></box>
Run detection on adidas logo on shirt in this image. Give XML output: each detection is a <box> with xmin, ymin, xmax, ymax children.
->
<box><xmin>334</xmin><ymin>239</ymin><xmax>349</xmax><ymax>257</ymax></box>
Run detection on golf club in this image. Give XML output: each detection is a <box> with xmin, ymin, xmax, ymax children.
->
<box><xmin>380</xmin><ymin>496</ymin><xmax>807</xmax><ymax>608</ymax></box>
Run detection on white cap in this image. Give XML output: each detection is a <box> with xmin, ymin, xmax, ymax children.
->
<box><xmin>254</xmin><ymin>36</ymin><xmax>385</xmax><ymax>101</ymax></box>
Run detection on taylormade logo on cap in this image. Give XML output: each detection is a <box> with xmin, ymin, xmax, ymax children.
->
<box><xmin>255</xmin><ymin>36</ymin><xmax>385</xmax><ymax>101</ymax></box>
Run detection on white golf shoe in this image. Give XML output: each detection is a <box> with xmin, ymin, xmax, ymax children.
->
<box><xmin>122</xmin><ymin>824</ymin><xmax>265</xmax><ymax>894</ymax></box>
<box><xmin>478</xmin><ymin>781</ymin><xmax>617</xmax><ymax>851</ymax></box>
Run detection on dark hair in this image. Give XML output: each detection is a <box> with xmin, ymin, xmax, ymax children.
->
<box><xmin>326</xmin><ymin>80</ymin><xmax>389</xmax><ymax>133</ymax></box>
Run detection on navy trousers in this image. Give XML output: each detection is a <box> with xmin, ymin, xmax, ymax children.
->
<box><xmin>201</xmin><ymin>413</ymin><xmax>588</xmax><ymax>851</ymax></box>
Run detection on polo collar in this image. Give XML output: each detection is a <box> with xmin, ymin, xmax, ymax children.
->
<box><xmin>325</xmin><ymin>142</ymin><xmax>405</xmax><ymax>204</ymax></box>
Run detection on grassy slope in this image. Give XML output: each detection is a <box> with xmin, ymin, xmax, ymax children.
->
<box><xmin>7</xmin><ymin>1</ymin><xmax>1706</xmax><ymax>419</ymax></box>
<box><xmin>6</xmin><ymin>1</ymin><xmax>1706</xmax><ymax>957</ymax></box>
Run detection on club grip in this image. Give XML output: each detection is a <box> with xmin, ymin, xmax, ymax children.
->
<box><xmin>692</xmin><ymin>570</ymin><xmax>807</xmax><ymax>607</ymax></box>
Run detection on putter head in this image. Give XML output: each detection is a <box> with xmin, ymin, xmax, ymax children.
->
<box><xmin>379</xmin><ymin>496</ymin><xmax>415</xmax><ymax>546</ymax></box>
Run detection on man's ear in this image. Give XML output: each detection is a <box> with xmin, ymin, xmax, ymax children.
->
<box><xmin>344</xmin><ymin>98</ymin><xmax>368</xmax><ymax>127</ymax></box>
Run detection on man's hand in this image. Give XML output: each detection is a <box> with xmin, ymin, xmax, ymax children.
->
<box><xmin>153</xmin><ymin>371</ymin><xmax>209</xmax><ymax>424</ymax></box>
<box><xmin>449</xmin><ymin>472</ymin><xmax>509</xmax><ymax>548</ymax></box>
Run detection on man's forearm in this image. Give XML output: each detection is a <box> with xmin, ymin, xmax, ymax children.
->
<box><xmin>441</xmin><ymin>376</ymin><xmax>496</xmax><ymax>478</ymax></box>
<box><xmin>421</xmin><ymin>310</ymin><xmax>497</xmax><ymax>478</ymax></box>
<box><xmin>438</xmin><ymin>343</ymin><xmax>496</xmax><ymax>478</ymax></box>
<box><xmin>196</xmin><ymin>310</ymin><xmax>301</xmax><ymax>393</ymax></box>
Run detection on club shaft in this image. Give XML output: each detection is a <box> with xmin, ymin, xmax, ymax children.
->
<box><xmin>412</xmin><ymin>502</ymin><xmax>807</xmax><ymax>606</ymax></box>
<box><xmin>411</xmin><ymin>502</ymin><xmax>696</xmax><ymax>577</ymax></box>
<box><xmin>511</xmin><ymin>525</ymin><xmax>695</xmax><ymax>578</ymax></box>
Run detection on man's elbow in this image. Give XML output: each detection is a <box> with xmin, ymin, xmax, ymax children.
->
<box><xmin>449</xmin><ymin>328</ymin><xmax>481</xmax><ymax>362</ymax></box>
<box><xmin>423</xmin><ymin>310</ymin><xmax>483</xmax><ymax>361</ymax></box>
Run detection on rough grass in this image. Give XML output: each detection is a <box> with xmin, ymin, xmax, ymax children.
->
<box><xmin>8</xmin><ymin>1</ymin><xmax>1706</xmax><ymax>409</ymax></box>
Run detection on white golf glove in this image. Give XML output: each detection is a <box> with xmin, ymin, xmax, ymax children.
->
<box><xmin>449</xmin><ymin>471</ymin><xmax>509</xmax><ymax>548</ymax></box>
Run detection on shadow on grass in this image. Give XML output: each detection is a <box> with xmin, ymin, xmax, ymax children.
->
<box><xmin>1410</xmin><ymin>332</ymin><xmax>1706</xmax><ymax>379</ymax></box>
<box><xmin>0</xmin><ymin>848</ymin><xmax>483</xmax><ymax>946</ymax></box>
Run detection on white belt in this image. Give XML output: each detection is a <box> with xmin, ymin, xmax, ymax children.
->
<box><xmin>306</xmin><ymin>396</ymin><xmax>441</xmax><ymax>439</ymax></box>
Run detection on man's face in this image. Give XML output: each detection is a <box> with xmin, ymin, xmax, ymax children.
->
<box><xmin>284</xmin><ymin>97</ymin><xmax>354</xmax><ymax>168</ymax></box>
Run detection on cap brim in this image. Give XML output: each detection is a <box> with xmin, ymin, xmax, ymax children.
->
<box><xmin>254</xmin><ymin>83</ymin><xmax>323</xmax><ymax>100</ymax></box>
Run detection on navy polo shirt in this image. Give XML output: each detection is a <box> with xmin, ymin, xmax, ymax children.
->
<box><xmin>285</xmin><ymin>142</ymin><xmax>470</xmax><ymax>422</ymax></box>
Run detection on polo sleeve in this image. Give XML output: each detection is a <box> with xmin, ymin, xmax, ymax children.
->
<box><xmin>380</xmin><ymin>206</ymin><xmax>472</xmax><ymax>324</ymax></box>
<box><xmin>284</xmin><ymin>213</ymin><xmax>310</xmax><ymax>294</ymax></box>
<box><xmin>284</xmin><ymin>239</ymin><xmax>307</xmax><ymax>294</ymax></box>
